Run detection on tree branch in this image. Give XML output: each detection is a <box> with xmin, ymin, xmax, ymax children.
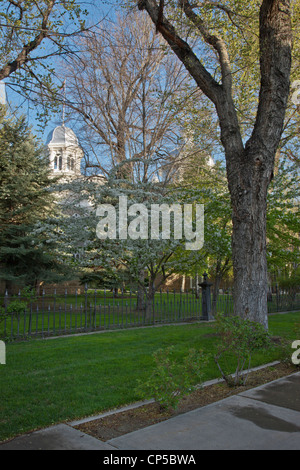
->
<box><xmin>138</xmin><ymin>0</ymin><xmax>221</xmax><ymax>105</ymax></box>
<box><xmin>0</xmin><ymin>0</ymin><xmax>56</xmax><ymax>81</ymax></box>
<box><xmin>179</xmin><ymin>0</ymin><xmax>233</xmax><ymax>93</ymax></box>
<box><xmin>246</xmin><ymin>0</ymin><xmax>292</xmax><ymax>162</ymax></box>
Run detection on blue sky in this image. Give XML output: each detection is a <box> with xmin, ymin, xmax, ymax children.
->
<box><xmin>2</xmin><ymin>0</ymin><xmax>225</xmax><ymax>166</ymax></box>
<box><xmin>3</xmin><ymin>1</ymin><xmax>120</xmax><ymax>144</ymax></box>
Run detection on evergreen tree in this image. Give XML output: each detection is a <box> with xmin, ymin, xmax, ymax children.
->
<box><xmin>0</xmin><ymin>108</ymin><xmax>68</xmax><ymax>293</ymax></box>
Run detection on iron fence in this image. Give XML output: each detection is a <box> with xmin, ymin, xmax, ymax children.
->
<box><xmin>0</xmin><ymin>286</ymin><xmax>299</xmax><ymax>341</ymax></box>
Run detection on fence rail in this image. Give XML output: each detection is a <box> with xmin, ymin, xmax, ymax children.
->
<box><xmin>0</xmin><ymin>286</ymin><xmax>299</xmax><ymax>341</ymax></box>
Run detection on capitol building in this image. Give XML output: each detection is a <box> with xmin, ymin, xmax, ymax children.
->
<box><xmin>46</xmin><ymin>124</ymin><xmax>83</xmax><ymax>178</ymax></box>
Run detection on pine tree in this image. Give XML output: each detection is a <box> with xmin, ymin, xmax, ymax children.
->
<box><xmin>0</xmin><ymin>108</ymin><xmax>67</xmax><ymax>293</ymax></box>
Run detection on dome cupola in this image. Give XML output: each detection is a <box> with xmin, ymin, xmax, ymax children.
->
<box><xmin>47</xmin><ymin>124</ymin><xmax>83</xmax><ymax>177</ymax></box>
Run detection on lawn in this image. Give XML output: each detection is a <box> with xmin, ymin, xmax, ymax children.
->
<box><xmin>0</xmin><ymin>312</ymin><xmax>299</xmax><ymax>442</ymax></box>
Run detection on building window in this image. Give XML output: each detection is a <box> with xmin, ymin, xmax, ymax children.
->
<box><xmin>54</xmin><ymin>156</ymin><xmax>58</xmax><ymax>170</ymax></box>
<box><xmin>59</xmin><ymin>155</ymin><xmax>62</xmax><ymax>170</ymax></box>
<box><xmin>71</xmin><ymin>158</ymin><xmax>75</xmax><ymax>171</ymax></box>
<box><xmin>67</xmin><ymin>156</ymin><xmax>71</xmax><ymax>171</ymax></box>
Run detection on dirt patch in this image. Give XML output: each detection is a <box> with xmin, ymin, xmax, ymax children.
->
<box><xmin>74</xmin><ymin>362</ymin><xmax>297</xmax><ymax>442</ymax></box>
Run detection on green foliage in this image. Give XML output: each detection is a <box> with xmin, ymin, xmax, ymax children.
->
<box><xmin>214</xmin><ymin>314</ymin><xmax>272</xmax><ymax>386</ymax></box>
<box><xmin>0</xmin><ymin>110</ymin><xmax>70</xmax><ymax>288</ymax></box>
<box><xmin>0</xmin><ymin>299</ymin><xmax>27</xmax><ymax>327</ymax></box>
<box><xmin>18</xmin><ymin>286</ymin><xmax>36</xmax><ymax>302</ymax></box>
<box><xmin>267</xmin><ymin>158</ymin><xmax>300</xmax><ymax>276</ymax></box>
<box><xmin>135</xmin><ymin>345</ymin><xmax>209</xmax><ymax>411</ymax></box>
<box><xmin>0</xmin><ymin>286</ymin><xmax>36</xmax><ymax>324</ymax></box>
<box><xmin>4</xmin><ymin>300</ymin><xmax>27</xmax><ymax>316</ymax></box>
<box><xmin>0</xmin><ymin>110</ymin><xmax>54</xmax><ymax>227</ymax></box>
<box><xmin>173</xmin><ymin>156</ymin><xmax>232</xmax><ymax>283</ymax></box>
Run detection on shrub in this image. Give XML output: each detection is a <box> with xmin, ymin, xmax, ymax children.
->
<box><xmin>214</xmin><ymin>314</ymin><xmax>272</xmax><ymax>386</ymax></box>
<box><xmin>0</xmin><ymin>287</ymin><xmax>35</xmax><ymax>325</ymax></box>
<box><xmin>135</xmin><ymin>346</ymin><xmax>209</xmax><ymax>412</ymax></box>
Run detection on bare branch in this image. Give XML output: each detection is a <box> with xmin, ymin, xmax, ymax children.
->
<box><xmin>137</xmin><ymin>0</ymin><xmax>221</xmax><ymax>105</ymax></box>
<box><xmin>179</xmin><ymin>0</ymin><xmax>232</xmax><ymax>93</ymax></box>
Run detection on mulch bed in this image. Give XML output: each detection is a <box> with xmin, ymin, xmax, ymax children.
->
<box><xmin>74</xmin><ymin>362</ymin><xmax>297</xmax><ymax>442</ymax></box>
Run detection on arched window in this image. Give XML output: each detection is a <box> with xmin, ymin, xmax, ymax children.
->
<box><xmin>54</xmin><ymin>156</ymin><xmax>58</xmax><ymax>170</ymax></box>
<box><xmin>59</xmin><ymin>155</ymin><xmax>62</xmax><ymax>170</ymax></box>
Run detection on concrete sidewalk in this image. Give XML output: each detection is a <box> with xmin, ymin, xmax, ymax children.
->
<box><xmin>1</xmin><ymin>372</ymin><xmax>299</xmax><ymax>451</ymax></box>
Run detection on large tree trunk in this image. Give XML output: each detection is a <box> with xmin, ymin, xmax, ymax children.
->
<box><xmin>225</xmin><ymin>0</ymin><xmax>291</xmax><ymax>329</ymax></box>
<box><xmin>138</xmin><ymin>0</ymin><xmax>292</xmax><ymax>328</ymax></box>
<box><xmin>228</xmin><ymin>152</ymin><xmax>272</xmax><ymax>329</ymax></box>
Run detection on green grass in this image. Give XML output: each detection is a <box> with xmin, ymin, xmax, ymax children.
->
<box><xmin>0</xmin><ymin>312</ymin><xmax>299</xmax><ymax>442</ymax></box>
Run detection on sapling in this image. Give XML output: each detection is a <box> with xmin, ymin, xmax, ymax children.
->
<box><xmin>214</xmin><ymin>314</ymin><xmax>272</xmax><ymax>386</ymax></box>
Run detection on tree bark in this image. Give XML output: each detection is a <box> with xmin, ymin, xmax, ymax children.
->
<box><xmin>145</xmin><ymin>282</ymin><xmax>155</xmax><ymax>321</ymax></box>
<box><xmin>211</xmin><ymin>273</ymin><xmax>222</xmax><ymax>317</ymax></box>
<box><xmin>137</xmin><ymin>269</ymin><xmax>146</xmax><ymax>311</ymax></box>
<box><xmin>228</xmin><ymin>150</ymin><xmax>271</xmax><ymax>329</ymax></box>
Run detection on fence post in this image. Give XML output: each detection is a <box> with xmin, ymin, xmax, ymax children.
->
<box><xmin>84</xmin><ymin>283</ymin><xmax>88</xmax><ymax>330</ymax></box>
<box><xmin>199</xmin><ymin>273</ymin><xmax>212</xmax><ymax>321</ymax></box>
<box><xmin>4</xmin><ymin>290</ymin><xmax>8</xmax><ymax>338</ymax></box>
<box><xmin>276</xmin><ymin>283</ymin><xmax>279</xmax><ymax>312</ymax></box>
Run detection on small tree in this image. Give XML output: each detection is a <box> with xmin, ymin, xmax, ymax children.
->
<box><xmin>214</xmin><ymin>314</ymin><xmax>272</xmax><ymax>386</ymax></box>
<box><xmin>135</xmin><ymin>345</ymin><xmax>209</xmax><ymax>411</ymax></box>
<box><xmin>52</xmin><ymin>171</ymin><xmax>203</xmax><ymax>318</ymax></box>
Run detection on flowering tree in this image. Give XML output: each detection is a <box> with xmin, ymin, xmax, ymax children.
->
<box><xmin>51</xmin><ymin>170</ymin><xmax>203</xmax><ymax>317</ymax></box>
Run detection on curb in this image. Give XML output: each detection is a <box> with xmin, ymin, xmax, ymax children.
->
<box><xmin>67</xmin><ymin>360</ymin><xmax>280</xmax><ymax>427</ymax></box>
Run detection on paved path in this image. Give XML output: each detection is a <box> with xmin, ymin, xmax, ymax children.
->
<box><xmin>1</xmin><ymin>372</ymin><xmax>299</xmax><ymax>450</ymax></box>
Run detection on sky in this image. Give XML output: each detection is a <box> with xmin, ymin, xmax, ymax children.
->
<box><xmin>1</xmin><ymin>0</ymin><xmax>225</xmax><ymax>166</ymax></box>
<box><xmin>2</xmin><ymin>1</ymin><xmax>119</xmax><ymax>143</ymax></box>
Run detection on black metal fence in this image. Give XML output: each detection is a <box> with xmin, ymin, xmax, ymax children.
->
<box><xmin>0</xmin><ymin>286</ymin><xmax>299</xmax><ymax>341</ymax></box>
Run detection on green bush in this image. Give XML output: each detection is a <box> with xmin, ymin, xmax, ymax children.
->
<box><xmin>135</xmin><ymin>345</ymin><xmax>209</xmax><ymax>412</ymax></box>
<box><xmin>0</xmin><ymin>287</ymin><xmax>35</xmax><ymax>325</ymax></box>
<box><xmin>0</xmin><ymin>299</ymin><xmax>28</xmax><ymax>339</ymax></box>
<box><xmin>214</xmin><ymin>314</ymin><xmax>272</xmax><ymax>386</ymax></box>
<box><xmin>0</xmin><ymin>299</ymin><xmax>28</xmax><ymax>321</ymax></box>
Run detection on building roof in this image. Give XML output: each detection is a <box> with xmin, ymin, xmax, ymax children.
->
<box><xmin>46</xmin><ymin>125</ymin><xmax>79</xmax><ymax>147</ymax></box>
